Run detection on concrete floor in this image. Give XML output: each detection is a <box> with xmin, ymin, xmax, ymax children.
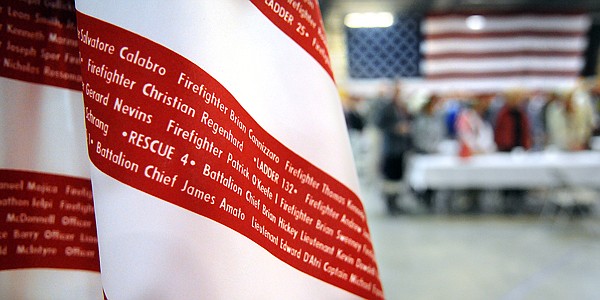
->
<box><xmin>360</xmin><ymin>184</ymin><xmax>600</xmax><ymax>300</ymax></box>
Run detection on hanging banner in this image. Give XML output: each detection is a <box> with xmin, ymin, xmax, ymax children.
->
<box><xmin>75</xmin><ymin>1</ymin><xmax>383</xmax><ymax>299</ymax></box>
<box><xmin>0</xmin><ymin>0</ymin><xmax>102</xmax><ymax>299</ymax></box>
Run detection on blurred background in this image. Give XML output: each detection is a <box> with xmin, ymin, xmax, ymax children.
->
<box><xmin>319</xmin><ymin>0</ymin><xmax>600</xmax><ymax>299</ymax></box>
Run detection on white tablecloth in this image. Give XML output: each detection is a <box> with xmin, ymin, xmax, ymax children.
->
<box><xmin>407</xmin><ymin>151</ymin><xmax>600</xmax><ymax>190</ymax></box>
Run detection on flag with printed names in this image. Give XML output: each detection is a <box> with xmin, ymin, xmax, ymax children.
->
<box><xmin>421</xmin><ymin>13</ymin><xmax>591</xmax><ymax>92</ymax></box>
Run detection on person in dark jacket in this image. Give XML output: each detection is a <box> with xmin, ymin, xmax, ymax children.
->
<box><xmin>494</xmin><ymin>90</ymin><xmax>532</xmax><ymax>152</ymax></box>
<box><xmin>494</xmin><ymin>90</ymin><xmax>532</xmax><ymax>214</ymax></box>
<box><xmin>375</xmin><ymin>83</ymin><xmax>413</xmax><ymax>215</ymax></box>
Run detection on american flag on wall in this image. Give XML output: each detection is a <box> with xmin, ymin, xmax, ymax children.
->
<box><xmin>421</xmin><ymin>13</ymin><xmax>591</xmax><ymax>92</ymax></box>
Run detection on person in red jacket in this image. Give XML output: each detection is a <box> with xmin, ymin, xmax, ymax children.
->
<box><xmin>494</xmin><ymin>90</ymin><xmax>532</xmax><ymax>152</ymax></box>
<box><xmin>494</xmin><ymin>89</ymin><xmax>532</xmax><ymax>214</ymax></box>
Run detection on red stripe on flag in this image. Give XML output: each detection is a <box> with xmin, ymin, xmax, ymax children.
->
<box><xmin>426</xmin><ymin>70</ymin><xmax>580</xmax><ymax>80</ymax></box>
<box><xmin>425</xmin><ymin>50</ymin><xmax>582</xmax><ymax>60</ymax></box>
<box><xmin>426</xmin><ymin>30</ymin><xmax>586</xmax><ymax>40</ymax></box>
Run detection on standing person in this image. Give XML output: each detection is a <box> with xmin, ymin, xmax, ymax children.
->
<box><xmin>411</xmin><ymin>93</ymin><xmax>446</xmax><ymax>211</ymax></box>
<box><xmin>455</xmin><ymin>95</ymin><xmax>496</xmax><ymax>213</ymax></box>
<box><xmin>343</xmin><ymin>93</ymin><xmax>366</xmax><ymax>133</ymax></box>
<box><xmin>456</xmin><ymin>96</ymin><xmax>496</xmax><ymax>157</ymax></box>
<box><xmin>590</xmin><ymin>81</ymin><xmax>600</xmax><ymax>137</ymax></box>
<box><xmin>493</xmin><ymin>90</ymin><xmax>533</xmax><ymax>214</ymax></box>
<box><xmin>362</xmin><ymin>82</ymin><xmax>395</xmax><ymax>186</ymax></box>
<box><xmin>494</xmin><ymin>90</ymin><xmax>532</xmax><ymax>152</ymax></box>
<box><xmin>375</xmin><ymin>82</ymin><xmax>413</xmax><ymax>215</ymax></box>
<box><xmin>546</xmin><ymin>89</ymin><xmax>596</xmax><ymax>151</ymax></box>
<box><xmin>343</xmin><ymin>93</ymin><xmax>367</xmax><ymax>177</ymax></box>
<box><xmin>412</xmin><ymin>93</ymin><xmax>446</xmax><ymax>154</ymax></box>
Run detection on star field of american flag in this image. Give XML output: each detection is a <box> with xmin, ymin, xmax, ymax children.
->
<box><xmin>346</xmin><ymin>13</ymin><xmax>422</xmax><ymax>79</ymax></box>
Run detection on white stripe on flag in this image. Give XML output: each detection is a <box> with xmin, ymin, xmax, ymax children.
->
<box><xmin>423</xmin><ymin>36</ymin><xmax>587</xmax><ymax>55</ymax></box>
<box><xmin>424</xmin><ymin>14</ymin><xmax>591</xmax><ymax>34</ymax></box>
<box><xmin>422</xmin><ymin>56</ymin><xmax>585</xmax><ymax>74</ymax></box>
<box><xmin>422</xmin><ymin>77</ymin><xmax>579</xmax><ymax>93</ymax></box>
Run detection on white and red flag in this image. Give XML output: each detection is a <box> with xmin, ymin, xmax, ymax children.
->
<box><xmin>75</xmin><ymin>1</ymin><xmax>383</xmax><ymax>299</ymax></box>
<box><xmin>0</xmin><ymin>0</ymin><xmax>102</xmax><ymax>298</ymax></box>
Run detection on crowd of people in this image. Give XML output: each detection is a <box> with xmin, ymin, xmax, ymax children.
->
<box><xmin>343</xmin><ymin>81</ymin><xmax>600</xmax><ymax>216</ymax></box>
